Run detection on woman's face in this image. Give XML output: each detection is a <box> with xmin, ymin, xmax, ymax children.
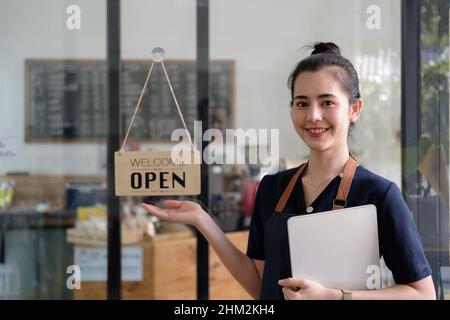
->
<box><xmin>290</xmin><ymin>67</ymin><xmax>362</xmax><ymax>153</ymax></box>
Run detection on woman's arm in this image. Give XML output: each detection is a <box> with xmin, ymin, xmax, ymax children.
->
<box><xmin>142</xmin><ymin>200</ymin><xmax>263</xmax><ymax>299</ymax></box>
<box><xmin>279</xmin><ymin>275</ymin><xmax>436</xmax><ymax>300</ymax></box>
<box><xmin>344</xmin><ymin>275</ymin><xmax>435</xmax><ymax>300</ymax></box>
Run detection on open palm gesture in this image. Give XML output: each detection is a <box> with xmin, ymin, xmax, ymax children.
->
<box><xmin>141</xmin><ymin>200</ymin><xmax>206</xmax><ymax>227</ymax></box>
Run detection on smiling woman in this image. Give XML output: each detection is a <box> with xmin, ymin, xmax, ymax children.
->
<box><xmin>252</xmin><ymin>42</ymin><xmax>435</xmax><ymax>300</ymax></box>
<box><xmin>142</xmin><ymin>42</ymin><xmax>436</xmax><ymax>300</ymax></box>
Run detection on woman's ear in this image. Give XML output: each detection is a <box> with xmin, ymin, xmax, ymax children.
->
<box><xmin>349</xmin><ymin>99</ymin><xmax>363</xmax><ymax>123</ymax></box>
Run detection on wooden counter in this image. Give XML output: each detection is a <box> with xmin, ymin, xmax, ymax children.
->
<box><xmin>73</xmin><ymin>229</ymin><xmax>251</xmax><ymax>300</ymax></box>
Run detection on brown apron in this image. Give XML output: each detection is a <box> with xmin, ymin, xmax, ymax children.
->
<box><xmin>259</xmin><ymin>154</ymin><xmax>359</xmax><ymax>299</ymax></box>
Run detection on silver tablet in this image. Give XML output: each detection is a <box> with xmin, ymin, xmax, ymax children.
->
<box><xmin>287</xmin><ymin>204</ymin><xmax>380</xmax><ymax>290</ymax></box>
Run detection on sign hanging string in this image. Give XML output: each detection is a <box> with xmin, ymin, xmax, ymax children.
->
<box><xmin>120</xmin><ymin>57</ymin><xmax>195</xmax><ymax>152</ymax></box>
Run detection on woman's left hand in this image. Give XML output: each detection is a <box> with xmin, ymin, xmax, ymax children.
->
<box><xmin>278</xmin><ymin>278</ymin><xmax>340</xmax><ymax>300</ymax></box>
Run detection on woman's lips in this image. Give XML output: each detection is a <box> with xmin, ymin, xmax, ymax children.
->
<box><xmin>305</xmin><ymin>127</ymin><xmax>329</xmax><ymax>138</ymax></box>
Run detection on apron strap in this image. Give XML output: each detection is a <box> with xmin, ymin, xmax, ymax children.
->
<box><xmin>274</xmin><ymin>162</ymin><xmax>308</xmax><ymax>213</ymax></box>
<box><xmin>274</xmin><ymin>154</ymin><xmax>358</xmax><ymax>213</ymax></box>
<box><xmin>332</xmin><ymin>154</ymin><xmax>358</xmax><ymax>210</ymax></box>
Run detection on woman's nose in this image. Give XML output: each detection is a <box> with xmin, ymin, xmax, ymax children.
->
<box><xmin>306</xmin><ymin>104</ymin><xmax>322</xmax><ymax>122</ymax></box>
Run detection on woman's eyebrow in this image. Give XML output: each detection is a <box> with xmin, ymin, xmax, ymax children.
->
<box><xmin>293</xmin><ymin>93</ymin><xmax>337</xmax><ymax>100</ymax></box>
<box><xmin>293</xmin><ymin>95</ymin><xmax>308</xmax><ymax>100</ymax></box>
<box><xmin>318</xmin><ymin>93</ymin><xmax>338</xmax><ymax>99</ymax></box>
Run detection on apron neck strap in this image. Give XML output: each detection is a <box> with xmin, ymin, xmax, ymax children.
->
<box><xmin>274</xmin><ymin>162</ymin><xmax>307</xmax><ymax>213</ymax></box>
<box><xmin>274</xmin><ymin>154</ymin><xmax>358</xmax><ymax>213</ymax></box>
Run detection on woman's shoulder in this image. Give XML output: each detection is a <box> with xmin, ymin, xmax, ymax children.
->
<box><xmin>259</xmin><ymin>165</ymin><xmax>302</xmax><ymax>190</ymax></box>
<box><xmin>353</xmin><ymin>165</ymin><xmax>397</xmax><ymax>199</ymax></box>
<box><xmin>354</xmin><ymin>165</ymin><xmax>392</xmax><ymax>184</ymax></box>
<box><xmin>253</xmin><ymin>166</ymin><xmax>303</xmax><ymax>202</ymax></box>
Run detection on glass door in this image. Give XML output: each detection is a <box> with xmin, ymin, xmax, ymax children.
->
<box><xmin>404</xmin><ymin>0</ymin><xmax>450</xmax><ymax>300</ymax></box>
<box><xmin>0</xmin><ymin>0</ymin><xmax>108</xmax><ymax>299</ymax></box>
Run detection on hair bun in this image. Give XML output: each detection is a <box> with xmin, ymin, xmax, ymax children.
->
<box><xmin>311</xmin><ymin>42</ymin><xmax>341</xmax><ymax>56</ymax></box>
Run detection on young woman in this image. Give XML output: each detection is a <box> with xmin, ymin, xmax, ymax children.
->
<box><xmin>141</xmin><ymin>42</ymin><xmax>436</xmax><ymax>300</ymax></box>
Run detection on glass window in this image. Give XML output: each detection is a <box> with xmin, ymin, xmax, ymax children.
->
<box><xmin>414</xmin><ymin>0</ymin><xmax>450</xmax><ymax>300</ymax></box>
<box><xmin>120</xmin><ymin>0</ymin><xmax>198</xmax><ymax>300</ymax></box>
<box><xmin>0</xmin><ymin>0</ymin><xmax>107</xmax><ymax>299</ymax></box>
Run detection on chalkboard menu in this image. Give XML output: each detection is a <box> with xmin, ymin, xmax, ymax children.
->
<box><xmin>25</xmin><ymin>59</ymin><xmax>234</xmax><ymax>142</ymax></box>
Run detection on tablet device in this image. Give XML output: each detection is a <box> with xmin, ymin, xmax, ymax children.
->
<box><xmin>287</xmin><ymin>204</ymin><xmax>380</xmax><ymax>290</ymax></box>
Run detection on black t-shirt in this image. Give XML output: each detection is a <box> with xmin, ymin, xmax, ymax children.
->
<box><xmin>246</xmin><ymin>164</ymin><xmax>432</xmax><ymax>299</ymax></box>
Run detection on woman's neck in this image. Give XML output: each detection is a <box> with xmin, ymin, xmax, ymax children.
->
<box><xmin>306</xmin><ymin>145</ymin><xmax>350</xmax><ymax>179</ymax></box>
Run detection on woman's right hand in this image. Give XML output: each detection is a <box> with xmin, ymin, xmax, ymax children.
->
<box><xmin>141</xmin><ymin>200</ymin><xmax>206</xmax><ymax>227</ymax></box>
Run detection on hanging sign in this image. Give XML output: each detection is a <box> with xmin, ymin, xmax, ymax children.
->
<box><xmin>115</xmin><ymin>47</ymin><xmax>201</xmax><ymax>196</ymax></box>
<box><xmin>115</xmin><ymin>150</ymin><xmax>200</xmax><ymax>196</ymax></box>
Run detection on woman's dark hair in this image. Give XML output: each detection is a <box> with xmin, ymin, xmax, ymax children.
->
<box><xmin>288</xmin><ymin>42</ymin><xmax>361</xmax><ymax>106</ymax></box>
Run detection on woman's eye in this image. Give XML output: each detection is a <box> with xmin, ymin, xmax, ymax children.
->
<box><xmin>295</xmin><ymin>102</ymin><xmax>308</xmax><ymax>108</ymax></box>
<box><xmin>322</xmin><ymin>100</ymin><xmax>335</xmax><ymax>107</ymax></box>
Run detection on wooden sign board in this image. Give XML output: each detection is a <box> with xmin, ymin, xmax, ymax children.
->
<box><xmin>115</xmin><ymin>150</ymin><xmax>201</xmax><ymax>196</ymax></box>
